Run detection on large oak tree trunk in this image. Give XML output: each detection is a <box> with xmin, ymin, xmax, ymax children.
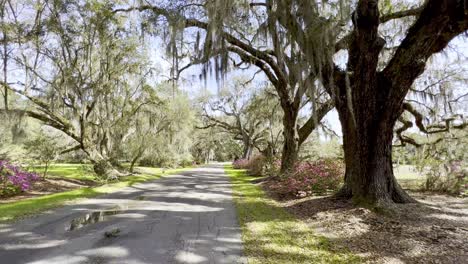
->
<box><xmin>241</xmin><ymin>140</ymin><xmax>253</xmax><ymax>160</ymax></box>
<box><xmin>280</xmin><ymin>106</ymin><xmax>299</xmax><ymax>174</ymax></box>
<box><xmin>336</xmin><ymin>107</ymin><xmax>415</xmax><ymax>205</ymax></box>
<box><xmin>332</xmin><ymin>0</ymin><xmax>420</xmax><ymax>206</ymax></box>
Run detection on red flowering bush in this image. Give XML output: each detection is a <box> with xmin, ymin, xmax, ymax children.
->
<box><xmin>267</xmin><ymin>158</ymin><xmax>344</xmax><ymax>198</ymax></box>
<box><xmin>1</xmin><ymin>160</ymin><xmax>40</xmax><ymax>197</ymax></box>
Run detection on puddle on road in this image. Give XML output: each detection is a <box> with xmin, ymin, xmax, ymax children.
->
<box><xmin>68</xmin><ymin>207</ymin><xmax>123</xmax><ymax>231</ymax></box>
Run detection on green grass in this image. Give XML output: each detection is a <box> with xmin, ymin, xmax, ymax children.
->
<box><xmin>31</xmin><ymin>163</ymin><xmax>97</xmax><ymax>182</ymax></box>
<box><xmin>33</xmin><ymin>164</ymin><xmax>188</xmax><ymax>182</ymax></box>
<box><xmin>0</xmin><ymin>166</ymin><xmax>188</xmax><ymax>222</ymax></box>
<box><xmin>46</xmin><ymin>164</ymin><xmax>97</xmax><ymax>181</ymax></box>
<box><xmin>394</xmin><ymin>165</ymin><xmax>425</xmax><ymax>190</ymax></box>
<box><xmin>225</xmin><ymin>166</ymin><xmax>360</xmax><ymax>264</ymax></box>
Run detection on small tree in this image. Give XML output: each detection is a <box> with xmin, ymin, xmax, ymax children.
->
<box><xmin>25</xmin><ymin>135</ymin><xmax>59</xmax><ymax>179</ymax></box>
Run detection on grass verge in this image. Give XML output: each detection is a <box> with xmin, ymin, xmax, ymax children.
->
<box><xmin>43</xmin><ymin>163</ymin><xmax>97</xmax><ymax>181</ymax></box>
<box><xmin>225</xmin><ymin>165</ymin><xmax>360</xmax><ymax>264</ymax></box>
<box><xmin>0</xmin><ymin>167</ymin><xmax>189</xmax><ymax>222</ymax></box>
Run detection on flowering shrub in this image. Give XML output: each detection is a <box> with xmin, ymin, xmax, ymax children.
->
<box><xmin>246</xmin><ymin>155</ymin><xmax>266</xmax><ymax>175</ymax></box>
<box><xmin>232</xmin><ymin>155</ymin><xmax>267</xmax><ymax>175</ymax></box>
<box><xmin>233</xmin><ymin>158</ymin><xmax>249</xmax><ymax>169</ymax></box>
<box><xmin>267</xmin><ymin>158</ymin><xmax>344</xmax><ymax>198</ymax></box>
<box><xmin>423</xmin><ymin>160</ymin><xmax>467</xmax><ymax>195</ymax></box>
<box><xmin>0</xmin><ymin>160</ymin><xmax>39</xmax><ymax>196</ymax></box>
<box><xmin>264</xmin><ymin>158</ymin><xmax>281</xmax><ymax>177</ymax></box>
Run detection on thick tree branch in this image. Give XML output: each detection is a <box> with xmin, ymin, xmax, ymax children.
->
<box><xmin>383</xmin><ymin>0</ymin><xmax>468</xmax><ymax>107</ymax></box>
<box><xmin>380</xmin><ymin>6</ymin><xmax>423</xmax><ymax>23</ymax></box>
<box><xmin>335</xmin><ymin>6</ymin><xmax>423</xmax><ymax>51</ymax></box>
<box><xmin>298</xmin><ymin>100</ymin><xmax>334</xmax><ymax>145</ymax></box>
<box><xmin>60</xmin><ymin>145</ymin><xmax>82</xmax><ymax>155</ymax></box>
<box><xmin>402</xmin><ymin>102</ymin><xmax>467</xmax><ymax>136</ymax></box>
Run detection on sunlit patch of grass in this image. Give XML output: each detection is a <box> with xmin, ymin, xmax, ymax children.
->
<box><xmin>33</xmin><ymin>163</ymin><xmax>97</xmax><ymax>182</ymax></box>
<box><xmin>0</xmin><ymin>167</ymin><xmax>187</xmax><ymax>222</ymax></box>
<box><xmin>133</xmin><ymin>166</ymin><xmax>163</xmax><ymax>175</ymax></box>
<box><xmin>394</xmin><ymin>165</ymin><xmax>425</xmax><ymax>190</ymax></box>
<box><xmin>225</xmin><ymin>166</ymin><xmax>360</xmax><ymax>264</ymax></box>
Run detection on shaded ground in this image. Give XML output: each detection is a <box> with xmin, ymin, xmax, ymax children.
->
<box><xmin>257</xmin><ymin>164</ymin><xmax>467</xmax><ymax>262</ymax></box>
<box><xmin>225</xmin><ymin>167</ymin><xmax>359</xmax><ymax>264</ymax></box>
<box><xmin>0</xmin><ymin>164</ymin><xmax>244</xmax><ymax>264</ymax></box>
<box><xmin>273</xmin><ymin>192</ymin><xmax>468</xmax><ymax>264</ymax></box>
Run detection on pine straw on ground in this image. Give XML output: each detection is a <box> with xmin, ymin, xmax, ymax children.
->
<box><xmin>262</xmin><ymin>184</ymin><xmax>468</xmax><ymax>264</ymax></box>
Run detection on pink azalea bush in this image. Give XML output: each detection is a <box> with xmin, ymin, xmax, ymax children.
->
<box><xmin>232</xmin><ymin>155</ymin><xmax>267</xmax><ymax>175</ymax></box>
<box><xmin>267</xmin><ymin>158</ymin><xmax>344</xmax><ymax>198</ymax></box>
<box><xmin>424</xmin><ymin>160</ymin><xmax>468</xmax><ymax>195</ymax></box>
<box><xmin>246</xmin><ymin>155</ymin><xmax>266</xmax><ymax>175</ymax></box>
<box><xmin>232</xmin><ymin>158</ymin><xmax>250</xmax><ymax>169</ymax></box>
<box><xmin>264</xmin><ymin>158</ymin><xmax>281</xmax><ymax>176</ymax></box>
<box><xmin>0</xmin><ymin>160</ymin><xmax>40</xmax><ymax>196</ymax></box>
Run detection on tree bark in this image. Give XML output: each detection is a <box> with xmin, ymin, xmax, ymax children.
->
<box><xmin>129</xmin><ymin>157</ymin><xmax>138</xmax><ymax>173</ymax></box>
<box><xmin>85</xmin><ymin>147</ymin><xmax>121</xmax><ymax>179</ymax></box>
<box><xmin>335</xmin><ymin>106</ymin><xmax>415</xmax><ymax>205</ymax></box>
<box><xmin>43</xmin><ymin>161</ymin><xmax>49</xmax><ymax>180</ymax></box>
<box><xmin>241</xmin><ymin>139</ymin><xmax>253</xmax><ymax>159</ymax></box>
<box><xmin>280</xmin><ymin>105</ymin><xmax>299</xmax><ymax>174</ymax></box>
<box><xmin>129</xmin><ymin>148</ymin><xmax>144</xmax><ymax>173</ymax></box>
<box><xmin>333</xmin><ymin>0</ymin><xmax>418</xmax><ymax>206</ymax></box>
<box><xmin>1</xmin><ymin>2</ymin><xmax>8</xmax><ymax>111</ymax></box>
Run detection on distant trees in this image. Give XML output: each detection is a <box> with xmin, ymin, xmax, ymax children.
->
<box><xmin>191</xmin><ymin>126</ymin><xmax>243</xmax><ymax>163</ymax></box>
<box><xmin>0</xmin><ymin>1</ymin><xmax>197</xmax><ymax>177</ymax></box>
<box><xmin>124</xmin><ymin>86</ymin><xmax>196</xmax><ymax>170</ymax></box>
<box><xmin>198</xmin><ymin>77</ymin><xmax>282</xmax><ymax>160</ymax></box>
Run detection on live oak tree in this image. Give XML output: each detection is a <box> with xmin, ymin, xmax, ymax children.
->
<box><xmin>1</xmin><ymin>1</ymin><xmax>200</xmax><ymax>177</ymax></box>
<box><xmin>327</xmin><ymin>0</ymin><xmax>468</xmax><ymax>205</ymax></box>
<box><xmin>247</xmin><ymin>87</ymin><xmax>284</xmax><ymax>160</ymax></box>
<box><xmin>114</xmin><ymin>1</ymin><xmax>334</xmax><ymax>173</ymax></box>
<box><xmin>1</xmin><ymin>1</ymin><xmax>156</xmax><ymax>177</ymax></box>
<box><xmin>123</xmin><ymin>94</ymin><xmax>170</xmax><ymax>172</ymax></box>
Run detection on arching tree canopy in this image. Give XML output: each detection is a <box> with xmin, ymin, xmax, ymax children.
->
<box><xmin>113</xmin><ymin>0</ymin><xmax>467</xmax><ymax>205</ymax></box>
<box><xmin>1</xmin><ymin>0</ymin><xmax>466</xmax><ymax>206</ymax></box>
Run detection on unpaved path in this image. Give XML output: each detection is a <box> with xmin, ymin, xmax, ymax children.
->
<box><xmin>0</xmin><ymin>164</ymin><xmax>244</xmax><ymax>264</ymax></box>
